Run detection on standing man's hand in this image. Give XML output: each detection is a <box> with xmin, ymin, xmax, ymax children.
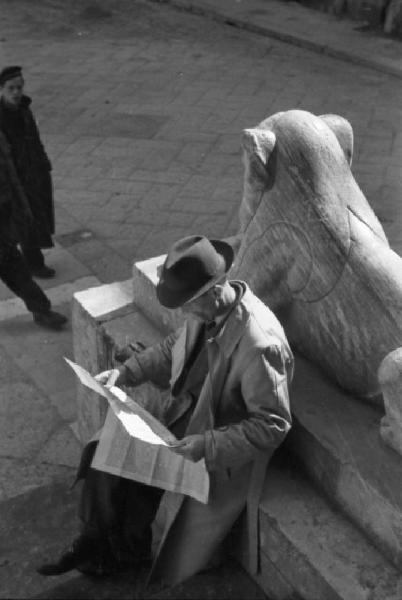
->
<box><xmin>94</xmin><ymin>368</ymin><xmax>124</xmax><ymax>389</ymax></box>
<box><xmin>170</xmin><ymin>434</ymin><xmax>205</xmax><ymax>462</ymax></box>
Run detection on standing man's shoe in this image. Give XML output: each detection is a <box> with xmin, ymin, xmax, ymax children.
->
<box><xmin>33</xmin><ymin>310</ymin><xmax>67</xmax><ymax>330</ymax></box>
<box><xmin>31</xmin><ymin>265</ymin><xmax>56</xmax><ymax>279</ymax></box>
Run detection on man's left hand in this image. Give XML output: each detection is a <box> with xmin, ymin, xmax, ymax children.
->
<box><xmin>170</xmin><ymin>434</ymin><xmax>205</xmax><ymax>462</ymax></box>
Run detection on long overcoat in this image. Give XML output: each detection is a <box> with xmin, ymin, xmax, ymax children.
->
<box><xmin>0</xmin><ymin>130</ymin><xmax>34</xmax><ymax>249</ymax></box>
<box><xmin>121</xmin><ymin>282</ymin><xmax>294</xmax><ymax>586</ymax></box>
<box><xmin>0</xmin><ymin>96</ymin><xmax>54</xmax><ymax>247</ymax></box>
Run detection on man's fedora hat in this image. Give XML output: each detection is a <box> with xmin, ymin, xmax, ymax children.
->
<box><xmin>156</xmin><ymin>235</ymin><xmax>234</xmax><ymax>309</ymax></box>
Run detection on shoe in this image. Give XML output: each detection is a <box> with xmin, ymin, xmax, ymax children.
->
<box><xmin>31</xmin><ymin>265</ymin><xmax>56</xmax><ymax>279</ymax></box>
<box><xmin>36</xmin><ymin>536</ymin><xmax>97</xmax><ymax>576</ymax></box>
<box><xmin>33</xmin><ymin>310</ymin><xmax>68</xmax><ymax>330</ymax></box>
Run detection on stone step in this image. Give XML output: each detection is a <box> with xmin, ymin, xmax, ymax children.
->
<box><xmin>234</xmin><ymin>456</ymin><xmax>402</xmax><ymax>600</ymax></box>
<box><xmin>287</xmin><ymin>353</ymin><xmax>402</xmax><ymax>572</ymax></box>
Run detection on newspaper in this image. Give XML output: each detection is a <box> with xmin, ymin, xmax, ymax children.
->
<box><xmin>65</xmin><ymin>358</ymin><xmax>210</xmax><ymax>503</ymax></box>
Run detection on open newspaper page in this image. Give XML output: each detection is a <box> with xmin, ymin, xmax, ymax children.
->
<box><xmin>92</xmin><ymin>407</ymin><xmax>210</xmax><ymax>503</ymax></box>
<box><xmin>65</xmin><ymin>358</ymin><xmax>210</xmax><ymax>504</ymax></box>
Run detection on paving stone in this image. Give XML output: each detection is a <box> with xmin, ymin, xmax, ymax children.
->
<box><xmin>0</xmin><ymin>381</ymin><xmax>62</xmax><ymax>458</ymax></box>
<box><xmin>36</xmin><ymin>424</ymin><xmax>82</xmax><ymax>468</ymax></box>
<box><xmin>48</xmin><ymin>387</ymin><xmax>77</xmax><ymax>423</ymax></box>
<box><xmin>0</xmin><ymin>457</ymin><xmax>74</xmax><ymax>502</ymax></box>
<box><xmin>0</xmin><ymin>481</ymin><xmax>80</xmax><ymax>599</ymax></box>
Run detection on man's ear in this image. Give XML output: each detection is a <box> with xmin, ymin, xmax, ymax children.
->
<box><xmin>211</xmin><ymin>285</ymin><xmax>221</xmax><ymax>298</ymax></box>
<box><xmin>211</xmin><ymin>283</ymin><xmax>225</xmax><ymax>299</ymax></box>
<box><xmin>242</xmin><ymin>128</ymin><xmax>276</xmax><ymax>169</ymax></box>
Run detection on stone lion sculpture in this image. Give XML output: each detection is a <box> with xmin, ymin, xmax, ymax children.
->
<box><xmin>231</xmin><ymin>109</ymin><xmax>402</xmax><ymax>454</ymax></box>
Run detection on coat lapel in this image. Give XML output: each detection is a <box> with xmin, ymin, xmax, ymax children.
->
<box><xmin>170</xmin><ymin>319</ymin><xmax>202</xmax><ymax>390</ymax></box>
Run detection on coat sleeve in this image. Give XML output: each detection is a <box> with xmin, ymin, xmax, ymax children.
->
<box><xmin>204</xmin><ymin>344</ymin><xmax>293</xmax><ymax>472</ymax></box>
<box><xmin>0</xmin><ymin>151</ymin><xmax>14</xmax><ymax>217</ymax></box>
<box><xmin>121</xmin><ymin>328</ymin><xmax>181</xmax><ymax>389</ymax></box>
<box><xmin>28</xmin><ymin>110</ymin><xmax>52</xmax><ymax>171</ymax></box>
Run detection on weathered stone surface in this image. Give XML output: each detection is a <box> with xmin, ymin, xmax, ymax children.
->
<box><xmin>233</xmin><ymin>109</ymin><xmax>402</xmax><ymax>402</ymax></box>
<box><xmin>378</xmin><ymin>348</ymin><xmax>402</xmax><ymax>455</ymax></box>
<box><xmin>102</xmin><ymin>309</ymin><xmax>164</xmax><ymax>352</ymax></box>
<box><xmin>73</xmin><ymin>276</ymin><xmax>170</xmax><ymax>443</ymax></box>
<box><xmin>72</xmin><ymin>280</ymin><xmax>134</xmax><ymax>443</ymax></box>
<box><xmin>0</xmin><ymin>457</ymin><xmax>73</xmax><ymax>502</ymax></box>
<box><xmin>0</xmin><ymin>481</ymin><xmax>80</xmax><ymax>599</ymax></box>
<box><xmin>345</xmin><ymin>0</ymin><xmax>387</xmax><ymax>24</ymax></box>
<box><xmin>0</xmin><ymin>381</ymin><xmax>60</xmax><ymax>458</ymax></box>
<box><xmin>384</xmin><ymin>0</ymin><xmax>402</xmax><ymax>34</ymax></box>
<box><xmin>247</xmin><ymin>463</ymin><xmax>402</xmax><ymax>600</ymax></box>
<box><xmin>288</xmin><ymin>353</ymin><xmax>402</xmax><ymax>571</ymax></box>
<box><xmin>36</xmin><ymin>425</ymin><xmax>82</xmax><ymax>469</ymax></box>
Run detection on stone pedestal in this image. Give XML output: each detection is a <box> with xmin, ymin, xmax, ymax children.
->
<box><xmin>72</xmin><ymin>280</ymin><xmax>134</xmax><ymax>443</ymax></box>
<box><xmin>71</xmin><ymin>257</ymin><xmax>184</xmax><ymax>445</ymax></box>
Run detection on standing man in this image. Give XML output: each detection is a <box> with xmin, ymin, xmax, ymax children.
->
<box><xmin>0</xmin><ymin>70</ymin><xmax>67</xmax><ymax>330</ymax></box>
<box><xmin>0</xmin><ymin>66</ymin><xmax>55</xmax><ymax>278</ymax></box>
<box><xmin>37</xmin><ymin>235</ymin><xmax>293</xmax><ymax>583</ymax></box>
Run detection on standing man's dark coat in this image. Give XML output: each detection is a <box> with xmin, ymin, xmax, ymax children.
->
<box><xmin>0</xmin><ymin>94</ymin><xmax>54</xmax><ymax>249</ymax></box>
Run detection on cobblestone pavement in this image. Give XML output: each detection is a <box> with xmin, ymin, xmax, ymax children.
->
<box><xmin>0</xmin><ymin>0</ymin><xmax>401</xmax><ymax>595</ymax></box>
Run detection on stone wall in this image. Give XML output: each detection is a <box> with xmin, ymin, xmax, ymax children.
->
<box><xmin>285</xmin><ymin>0</ymin><xmax>402</xmax><ymax>36</ymax></box>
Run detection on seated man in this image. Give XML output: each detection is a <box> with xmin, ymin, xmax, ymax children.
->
<box><xmin>37</xmin><ymin>234</ymin><xmax>293</xmax><ymax>585</ymax></box>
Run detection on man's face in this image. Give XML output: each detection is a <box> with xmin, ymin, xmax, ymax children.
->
<box><xmin>181</xmin><ymin>288</ymin><xmax>217</xmax><ymax>322</ymax></box>
<box><xmin>0</xmin><ymin>76</ymin><xmax>24</xmax><ymax>106</ymax></box>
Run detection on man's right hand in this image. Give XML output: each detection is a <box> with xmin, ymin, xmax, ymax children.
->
<box><xmin>94</xmin><ymin>368</ymin><xmax>124</xmax><ymax>389</ymax></box>
<box><xmin>114</xmin><ymin>341</ymin><xmax>146</xmax><ymax>363</ymax></box>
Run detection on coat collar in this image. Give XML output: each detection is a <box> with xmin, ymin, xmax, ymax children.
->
<box><xmin>171</xmin><ymin>281</ymin><xmax>254</xmax><ymax>388</ymax></box>
<box><xmin>204</xmin><ymin>280</ymin><xmax>251</xmax><ymax>359</ymax></box>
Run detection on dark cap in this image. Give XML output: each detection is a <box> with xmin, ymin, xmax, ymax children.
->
<box><xmin>0</xmin><ymin>66</ymin><xmax>23</xmax><ymax>86</ymax></box>
<box><xmin>156</xmin><ymin>235</ymin><xmax>234</xmax><ymax>309</ymax></box>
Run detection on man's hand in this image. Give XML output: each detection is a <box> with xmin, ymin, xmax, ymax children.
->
<box><xmin>170</xmin><ymin>434</ymin><xmax>205</xmax><ymax>463</ymax></box>
<box><xmin>114</xmin><ymin>341</ymin><xmax>146</xmax><ymax>363</ymax></box>
<box><xmin>94</xmin><ymin>368</ymin><xmax>124</xmax><ymax>389</ymax></box>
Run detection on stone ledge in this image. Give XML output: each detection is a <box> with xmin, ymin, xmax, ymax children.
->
<box><xmin>234</xmin><ymin>460</ymin><xmax>402</xmax><ymax>600</ymax></box>
<box><xmin>72</xmin><ymin>277</ymin><xmax>166</xmax><ymax>443</ymax></box>
<box><xmin>288</xmin><ymin>354</ymin><xmax>402</xmax><ymax>572</ymax></box>
<box><xmin>72</xmin><ymin>279</ymin><xmax>135</xmax><ymax>443</ymax></box>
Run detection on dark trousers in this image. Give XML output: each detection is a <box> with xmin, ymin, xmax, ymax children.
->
<box><xmin>0</xmin><ymin>245</ymin><xmax>51</xmax><ymax>314</ymax></box>
<box><xmin>77</xmin><ymin>442</ymin><xmax>163</xmax><ymax>566</ymax></box>
<box><xmin>20</xmin><ymin>245</ymin><xmax>45</xmax><ymax>270</ymax></box>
